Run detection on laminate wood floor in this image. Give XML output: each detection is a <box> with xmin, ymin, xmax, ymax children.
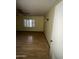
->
<box><xmin>16</xmin><ymin>31</ymin><xmax>50</xmax><ymax>59</ymax></box>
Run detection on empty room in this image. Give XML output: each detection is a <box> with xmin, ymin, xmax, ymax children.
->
<box><xmin>16</xmin><ymin>0</ymin><xmax>63</xmax><ymax>59</ymax></box>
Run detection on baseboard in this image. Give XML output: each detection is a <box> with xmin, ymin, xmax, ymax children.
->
<box><xmin>16</xmin><ymin>31</ymin><xmax>44</xmax><ymax>32</ymax></box>
<box><xmin>43</xmin><ymin>32</ymin><xmax>50</xmax><ymax>48</ymax></box>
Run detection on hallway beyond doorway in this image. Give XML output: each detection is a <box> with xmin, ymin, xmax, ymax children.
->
<box><xmin>16</xmin><ymin>31</ymin><xmax>49</xmax><ymax>59</ymax></box>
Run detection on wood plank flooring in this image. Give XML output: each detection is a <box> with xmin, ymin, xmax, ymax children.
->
<box><xmin>16</xmin><ymin>31</ymin><xmax>50</xmax><ymax>59</ymax></box>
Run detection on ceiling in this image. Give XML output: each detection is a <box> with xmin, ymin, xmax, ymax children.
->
<box><xmin>16</xmin><ymin>0</ymin><xmax>56</xmax><ymax>16</ymax></box>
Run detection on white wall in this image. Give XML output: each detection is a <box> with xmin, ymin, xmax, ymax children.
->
<box><xmin>51</xmin><ymin>1</ymin><xmax>63</xmax><ymax>59</ymax></box>
<box><xmin>44</xmin><ymin>6</ymin><xmax>55</xmax><ymax>45</ymax></box>
<box><xmin>44</xmin><ymin>1</ymin><xmax>63</xmax><ymax>59</ymax></box>
<box><xmin>16</xmin><ymin>16</ymin><xmax>44</xmax><ymax>31</ymax></box>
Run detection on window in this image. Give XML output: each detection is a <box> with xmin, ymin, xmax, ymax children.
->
<box><xmin>24</xmin><ymin>19</ymin><xmax>35</xmax><ymax>27</ymax></box>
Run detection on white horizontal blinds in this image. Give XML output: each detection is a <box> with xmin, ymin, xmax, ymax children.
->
<box><xmin>29</xmin><ymin>19</ymin><xmax>32</xmax><ymax>27</ymax></box>
<box><xmin>24</xmin><ymin>19</ymin><xmax>35</xmax><ymax>27</ymax></box>
<box><xmin>26</xmin><ymin>19</ymin><xmax>30</xmax><ymax>27</ymax></box>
